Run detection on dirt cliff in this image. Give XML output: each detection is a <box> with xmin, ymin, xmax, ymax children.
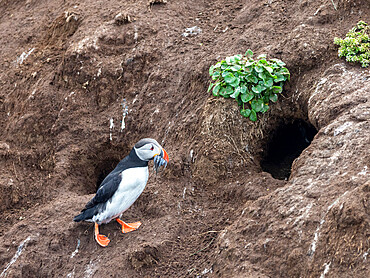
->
<box><xmin>0</xmin><ymin>0</ymin><xmax>369</xmax><ymax>277</ymax></box>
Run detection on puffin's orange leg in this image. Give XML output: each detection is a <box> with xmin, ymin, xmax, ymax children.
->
<box><xmin>116</xmin><ymin>218</ymin><xmax>141</xmax><ymax>233</ymax></box>
<box><xmin>94</xmin><ymin>223</ymin><xmax>110</xmax><ymax>247</ymax></box>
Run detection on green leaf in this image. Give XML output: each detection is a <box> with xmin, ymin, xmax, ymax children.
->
<box><xmin>274</xmin><ymin>72</ymin><xmax>285</xmax><ymax>82</ymax></box>
<box><xmin>272</xmin><ymin>86</ymin><xmax>282</xmax><ymax>94</ymax></box>
<box><xmin>258</xmin><ymin>71</ymin><xmax>270</xmax><ymax>82</ymax></box>
<box><xmin>214</xmin><ymin>62</ymin><xmax>221</xmax><ymax>69</ymax></box>
<box><xmin>207</xmin><ymin>83</ymin><xmax>214</xmax><ymax>93</ymax></box>
<box><xmin>234</xmin><ymin>54</ymin><xmax>243</xmax><ymax>61</ymax></box>
<box><xmin>263</xmin><ymin>65</ymin><xmax>274</xmax><ymax>73</ymax></box>
<box><xmin>251</xmin><ymin>99</ymin><xmax>264</xmax><ymax>112</ymax></box>
<box><xmin>219</xmin><ymin>88</ymin><xmax>229</xmax><ymax>98</ymax></box>
<box><xmin>225</xmin><ymin>85</ymin><xmax>234</xmax><ymax>95</ymax></box>
<box><xmin>254</xmin><ymin>66</ymin><xmax>264</xmax><ymax>73</ymax></box>
<box><xmin>230</xmin><ymin>65</ymin><xmax>242</xmax><ymax>71</ymax></box>
<box><xmin>209</xmin><ymin>66</ymin><xmax>215</xmax><ymax>76</ymax></box>
<box><xmin>279</xmin><ymin>67</ymin><xmax>290</xmax><ymax>80</ymax></box>
<box><xmin>212</xmin><ymin>83</ymin><xmax>221</xmax><ymax>96</ymax></box>
<box><xmin>212</xmin><ymin>71</ymin><xmax>220</xmax><ymax>80</ymax></box>
<box><xmin>245</xmin><ymin>49</ymin><xmax>253</xmax><ymax>58</ymax></box>
<box><xmin>257</xmin><ymin>54</ymin><xmax>267</xmax><ymax>59</ymax></box>
<box><xmin>280</xmin><ymin>67</ymin><xmax>290</xmax><ymax>74</ymax></box>
<box><xmin>258</xmin><ymin>59</ymin><xmax>268</xmax><ymax>65</ymax></box>
<box><xmin>252</xmin><ymin>84</ymin><xmax>263</xmax><ymax>94</ymax></box>
<box><xmin>226</xmin><ymin>56</ymin><xmax>236</xmax><ymax>64</ymax></box>
<box><xmin>265</xmin><ymin>78</ymin><xmax>274</xmax><ymax>88</ymax></box>
<box><xmin>261</xmin><ymin>103</ymin><xmax>269</xmax><ymax>113</ymax></box>
<box><xmin>241</xmin><ymin>90</ymin><xmax>254</xmax><ymax>102</ymax></box>
<box><xmin>249</xmin><ymin>110</ymin><xmax>257</xmax><ymax>121</ymax></box>
<box><xmin>246</xmin><ymin>74</ymin><xmax>258</xmax><ymax>83</ymax></box>
<box><xmin>223</xmin><ymin>72</ymin><xmax>237</xmax><ymax>84</ymax></box>
<box><xmin>269</xmin><ymin>93</ymin><xmax>278</xmax><ymax>102</ymax></box>
<box><xmin>270</xmin><ymin>58</ymin><xmax>286</xmax><ymax>67</ymax></box>
<box><xmin>262</xmin><ymin>95</ymin><xmax>269</xmax><ymax>103</ymax></box>
<box><xmin>240</xmin><ymin>85</ymin><xmax>247</xmax><ymax>95</ymax></box>
<box><xmin>221</xmin><ymin>63</ymin><xmax>229</xmax><ymax>70</ymax></box>
<box><xmin>230</xmin><ymin>87</ymin><xmax>241</xmax><ymax>99</ymax></box>
<box><xmin>240</xmin><ymin>109</ymin><xmax>251</xmax><ymax>118</ymax></box>
<box><xmin>230</xmin><ymin>77</ymin><xmax>240</xmax><ymax>88</ymax></box>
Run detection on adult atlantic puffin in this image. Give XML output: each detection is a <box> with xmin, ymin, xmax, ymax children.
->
<box><xmin>73</xmin><ymin>138</ymin><xmax>169</xmax><ymax>247</ymax></box>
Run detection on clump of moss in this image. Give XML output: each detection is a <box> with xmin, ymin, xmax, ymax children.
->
<box><xmin>334</xmin><ymin>21</ymin><xmax>370</xmax><ymax>67</ymax></box>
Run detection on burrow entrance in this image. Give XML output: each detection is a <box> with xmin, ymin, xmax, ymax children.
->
<box><xmin>94</xmin><ymin>158</ymin><xmax>121</xmax><ymax>190</ymax></box>
<box><xmin>260</xmin><ymin>119</ymin><xmax>317</xmax><ymax>180</ymax></box>
<box><xmin>70</xmin><ymin>144</ymin><xmax>130</xmax><ymax>195</ymax></box>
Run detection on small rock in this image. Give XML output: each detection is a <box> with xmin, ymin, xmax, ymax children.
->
<box><xmin>0</xmin><ymin>142</ymin><xmax>10</xmax><ymax>150</ymax></box>
<box><xmin>114</xmin><ymin>12</ymin><xmax>133</xmax><ymax>25</ymax></box>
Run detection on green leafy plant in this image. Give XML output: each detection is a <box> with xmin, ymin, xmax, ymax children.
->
<box><xmin>334</xmin><ymin>20</ymin><xmax>370</xmax><ymax>67</ymax></box>
<box><xmin>208</xmin><ymin>50</ymin><xmax>290</xmax><ymax>121</ymax></box>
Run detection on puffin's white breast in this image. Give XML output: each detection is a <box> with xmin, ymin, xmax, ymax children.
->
<box><xmin>92</xmin><ymin>166</ymin><xmax>149</xmax><ymax>224</ymax></box>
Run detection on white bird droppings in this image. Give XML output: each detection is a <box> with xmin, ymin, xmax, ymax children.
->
<box><xmin>358</xmin><ymin>166</ymin><xmax>367</xmax><ymax>176</ymax></box>
<box><xmin>70</xmin><ymin>239</ymin><xmax>80</xmax><ymax>258</ymax></box>
<box><xmin>16</xmin><ymin>48</ymin><xmax>35</xmax><ymax>65</ymax></box>
<box><xmin>0</xmin><ymin>235</ymin><xmax>34</xmax><ymax>277</ymax></box>
<box><xmin>309</xmin><ymin>191</ymin><xmax>348</xmax><ymax>256</ymax></box>
<box><xmin>109</xmin><ymin>118</ymin><xmax>114</xmax><ymax>141</ymax></box>
<box><xmin>320</xmin><ymin>262</ymin><xmax>331</xmax><ymax>278</ymax></box>
<box><xmin>182</xmin><ymin>26</ymin><xmax>202</xmax><ymax>37</ymax></box>
<box><xmin>84</xmin><ymin>260</ymin><xmax>97</xmax><ymax>278</ymax></box>
<box><xmin>333</xmin><ymin>122</ymin><xmax>352</xmax><ymax>136</ymax></box>
<box><xmin>121</xmin><ymin>99</ymin><xmax>128</xmax><ymax>132</ymax></box>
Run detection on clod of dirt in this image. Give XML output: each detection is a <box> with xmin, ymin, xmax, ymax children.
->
<box><xmin>114</xmin><ymin>12</ymin><xmax>133</xmax><ymax>25</ymax></box>
<box><xmin>147</xmin><ymin>0</ymin><xmax>167</xmax><ymax>10</ymax></box>
<box><xmin>129</xmin><ymin>244</ymin><xmax>160</xmax><ymax>269</ymax></box>
<box><xmin>41</xmin><ymin>11</ymin><xmax>80</xmax><ymax>49</ymax></box>
<box><xmin>0</xmin><ymin>142</ymin><xmax>10</xmax><ymax>155</ymax></box>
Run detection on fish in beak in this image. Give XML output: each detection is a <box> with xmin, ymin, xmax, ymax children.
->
<box><xmin>153</xmin><ymin>148</ymin><xmax>169</xmax><ymax>173</ymax></box>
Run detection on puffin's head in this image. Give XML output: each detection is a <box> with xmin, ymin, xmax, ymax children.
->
<box><xmin>134</xmin><ymin>138</ymin><xmax>169</xmax><ymax>172</ymax></box>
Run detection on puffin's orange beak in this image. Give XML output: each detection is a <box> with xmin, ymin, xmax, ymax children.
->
<box><xmin>153</xmin><ymin>148</ymin><xmax>169</xmax><ymax>173</ymax></box>
<box><xmin>162</xmin><ymin>148</ymin><xmax>169</xmax><ymax>162</ymax></box>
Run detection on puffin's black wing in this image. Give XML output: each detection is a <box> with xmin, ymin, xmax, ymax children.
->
<box><xmin>85</xmin><ymin>174</ymin><xmax>121</xmax><ymax>210</ymax></box>
<box><xmin>73</xmin><ymin>174</ymin><xmax>121</xmax><ymax>222</ymax></box>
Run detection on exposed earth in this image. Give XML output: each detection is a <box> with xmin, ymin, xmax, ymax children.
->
<box><xmin>0</xmin><ymin>0</ymin><xmax>369</xmax><ymax>277</ymax></box>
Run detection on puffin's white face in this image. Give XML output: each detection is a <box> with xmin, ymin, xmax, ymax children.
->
<box><xmin>134</xmin><ymin>138</ymin><xmax>169</xmax><ymax>171</ymax></box>
<box><xmin>135</xmin><ymin>139</ymin><xmax>162</xmax><ymax>161</ymax></box>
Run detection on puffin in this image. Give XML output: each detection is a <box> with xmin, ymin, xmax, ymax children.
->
<box><xmin>73</xmin><ymin>138</ymin><xmax>169</xmax><ymax>247</ymax></box>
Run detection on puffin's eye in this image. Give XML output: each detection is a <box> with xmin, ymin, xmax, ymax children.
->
<box><xmin>150</xmin><ymin>145</ymin><xmax>154</xmax><ymax>151</ymax></box>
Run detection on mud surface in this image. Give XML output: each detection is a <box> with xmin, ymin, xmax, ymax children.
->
<box><xmin>0</xmin><ymin>0</ymin><xmax>369</xmax><ymax>277</ymax></box>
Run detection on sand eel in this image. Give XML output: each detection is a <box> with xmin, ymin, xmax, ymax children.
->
<box><xmin>73</xmin><ymin>138</ymin><xmax>169</xmax><ymax>247</ymax></box>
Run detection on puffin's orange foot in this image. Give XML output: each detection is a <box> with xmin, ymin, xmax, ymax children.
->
<box><xmin>116</xmin><ymin>218</ymin><xmax>141</xmax><ymax>234</ymax></box>
<box><xmin>95</xmin><ymin>233</ymin><xmax>110</xmax><ymax>247</ymax></box>
<box><xmin>94</xmin><ymin>223</ymin><xmax>110</xmax><ymax>247</ymax></box>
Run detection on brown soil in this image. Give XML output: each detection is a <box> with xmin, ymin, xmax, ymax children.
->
<box><xmin>0</xmin><ymin>0</ymin><xmax>369</xmax><ymax>277</ymax></box>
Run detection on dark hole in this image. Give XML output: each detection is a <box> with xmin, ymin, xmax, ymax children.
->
<box><xmin>95</xmin><ymin>158</ymin><xmax>120</xmax><ymax>191</ymax></box>
<box><xmin>261</xmin><ymin>119</ymin><xmax>317</xmax><ymax>180</ymax></box>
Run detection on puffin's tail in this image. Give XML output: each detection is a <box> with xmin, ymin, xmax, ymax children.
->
<box><xmin>73</xmin><ymin>213</ymin><xmax>86</xmax><ymax>222</ymax></box>
<box><xmin>73</xmin><ymin>204</ymin><xmax>104</xmax><ymax>222</ymax></box>
<box><xmin>73</xmin><ymin>208</ymin><xmax>94</xmax><ymax>222</ymax></box>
